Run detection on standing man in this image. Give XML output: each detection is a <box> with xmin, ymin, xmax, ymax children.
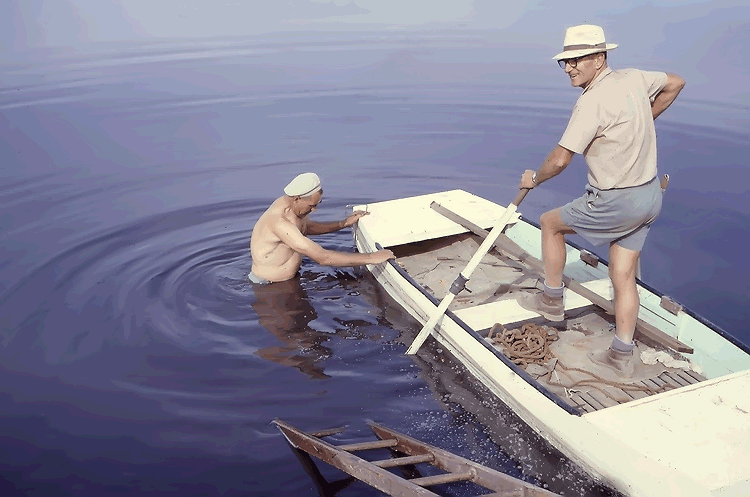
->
<box><xmin>250</xmin><ymin>172</ymin><xmax>394</xmax><ymax>284</ymax></box>
<box><xmin>517</xmin><ymin>25</ymin><xmax>685</xmax><ymax>376</ymax></box>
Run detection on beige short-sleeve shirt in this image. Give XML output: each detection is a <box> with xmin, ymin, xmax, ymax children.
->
<box><xmin>559</xmin><ymin>68</ymin><xmax>668</xmax><ymax>189</ymax></box>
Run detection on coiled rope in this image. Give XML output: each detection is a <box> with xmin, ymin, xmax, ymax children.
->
<box><xmin>488</xmin><ymin>322</ymin><xmax>558</xmax><ymax>368</ymax></box>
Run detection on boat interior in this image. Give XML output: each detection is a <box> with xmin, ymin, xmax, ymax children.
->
<box><xmin>389</xmin><ymin>232</ymin><xmax>706</xmax><ymax>414</ymax></box>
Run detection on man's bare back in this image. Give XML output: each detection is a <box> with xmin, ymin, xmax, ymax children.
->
<box><xmin>250</xmin><ymin>173</ymin><xmax>394</xmax><ymax>283</ymax></box>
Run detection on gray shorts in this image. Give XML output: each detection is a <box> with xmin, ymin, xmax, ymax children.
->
<box><xmin>248</xmin><ymin>270</ymin><xmax>272</xmax><ymax>285</ymax></box>
<box><xmin>559</xmin><ymin>177</ymin><xmax>662</xmax><ymax>252</ymax></box>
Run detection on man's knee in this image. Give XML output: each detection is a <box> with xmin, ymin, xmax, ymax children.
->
<box><xmin>609</xmin><ymin>245</ymin><xmax>640</xmax><ymax>286</ymax></box>
<box><xmin>609</xmin><ymin>260</ymin><xmax>638</xmax><ymax>287</ymax></box>
<box><xmin>540</xmin><ymin>209</ymin><xmax>573</xmax><ymax>236</ymax></box>
<box><xmin>609</xmin><ymin>265</ymin><xmax>628</xmax><ymax>284</ymax></box>
<box><xmin>540</xmin><ymin>210</ymin><xmax>557</xmax><ymax>232</ymax></box>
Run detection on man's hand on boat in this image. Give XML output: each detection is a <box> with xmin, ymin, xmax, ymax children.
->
<box><xmin>342</xmin><ymin>210</ymin><xmax>370</xmax><ymax>228</ymax></box>
<box><xmin>367</xmin><ymin>249</ymin><xmax>396</xmax><ymax>264</ymax></box>
<box><xmin>341</xmin><ymin>211</ymin><xmax>394</xmax><ymax>264</ymax></box>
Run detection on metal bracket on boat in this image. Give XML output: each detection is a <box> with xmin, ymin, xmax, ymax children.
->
<box><xmin>450</xmin><ymin>273</ymin><xmax>468</xmax><ymax>294</ymax></box>
<box><xmin>579</xmin><ymin>250</ymin><xmax>599</xmax><ymax>268</ymax></box>
<box><xmin>660</xmin><ymin>296</ymin><xmax>683</xmax><ymax>316</ymax></box>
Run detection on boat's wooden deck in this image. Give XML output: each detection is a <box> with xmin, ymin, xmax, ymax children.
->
<box><xmin>569</xmin><ymin>369</ymin><xmax>705</xmax><ymax>413</ymax></box>
<box><xmin>521</xmin><ymin>307</ymin><xmax>706</xmax><ymax>413</ymax></box>
<box><xmin>393</xmin><ymin>233</ymin><xmax>706</xmax><ymax>413</ymax></box>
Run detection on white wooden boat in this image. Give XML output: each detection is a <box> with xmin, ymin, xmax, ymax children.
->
<box><xmin>352</xmin><ymin>189</ymin><xmax>750</xmax><ymax>497</ymax></box>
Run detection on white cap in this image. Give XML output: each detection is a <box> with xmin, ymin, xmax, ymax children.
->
<box><xmin>284</xmin><ymin>172</ymin><xmax>321</xmax><ymax>197</ymax></box>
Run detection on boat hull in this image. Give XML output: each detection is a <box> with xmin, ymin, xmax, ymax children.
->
<box><xmin>353</xmin><ymin>189</ymin><xmax>750</xmax><ymax>497</ymax></box>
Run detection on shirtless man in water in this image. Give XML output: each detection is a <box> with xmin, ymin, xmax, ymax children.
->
<box><xmin>249</xmin><ymin>172</ymin><xmax>394</xmax><ymax>283</ymax></box>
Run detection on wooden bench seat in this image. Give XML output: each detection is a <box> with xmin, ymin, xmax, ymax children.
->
<box><xmin>454</xmin><ymin>279</ymin><xmax>612</xmax><ymax>331</ymax></box>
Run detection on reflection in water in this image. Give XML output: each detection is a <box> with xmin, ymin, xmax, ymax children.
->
<box><xmin>250</xmin><ymin>276</ymin><xmax>333</xmax><ymax>379</ymax></box>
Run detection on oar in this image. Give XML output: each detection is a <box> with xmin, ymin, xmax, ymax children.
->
<box><xmin>406</xmin><ymin>188</ymin><xmax>530</xmax><ymax>355</ymax></box>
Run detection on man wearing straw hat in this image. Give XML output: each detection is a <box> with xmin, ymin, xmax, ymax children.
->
<box><xmin>249</xmin><ymin>172</ymin><xmax>394</xmax><ymax>284</ymax></box>
<box><xmin>517</xmin><ymin>24</ymin><xmax>685</xmax><ymax>376</ymax></box>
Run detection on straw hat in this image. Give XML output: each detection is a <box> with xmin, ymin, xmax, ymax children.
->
<box><xmin>553</xmin><ymin>24</ymin><xmax>618</xmax><ymax>60</ymax></box>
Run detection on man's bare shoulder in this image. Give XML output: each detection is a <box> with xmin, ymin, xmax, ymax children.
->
<box><xmin>257</xmin><ymin>198</ymin><xmax>303</xmax><ymax>236</ymax></box>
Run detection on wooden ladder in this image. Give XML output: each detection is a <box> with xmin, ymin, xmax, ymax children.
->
<box><xmin>273</xmin><ymin>419</ymin><xmax>559</xmax><ymax>497</ymax></box>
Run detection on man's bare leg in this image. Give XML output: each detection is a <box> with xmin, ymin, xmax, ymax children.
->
<box><xmin>518</xmin><ymin>209</ymin><xmax>576</xmax><ymax>321</ymax></box>
<box><xmin>540</xmin><ymin>209</ymin><xmax>576</xmax><ymax>287</ymax></box>
<box><xmin>588</xmin><ymin>242</ymin><xmax>641</xmax><ymax>377</ymax></box>
<box><xmin>608</xmin><ymin>242</ymin><xmax>641</xmax><ymax>344</ymax></box>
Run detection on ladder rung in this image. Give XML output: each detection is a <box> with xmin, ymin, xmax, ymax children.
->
<box><xmin>479</xmin><ymin>490</ymin><xmax>526</xmax><ymax>497</ymax></box>
<box><xmin>372</xmin><ymin>453</ymin><xmax>435</xmax><ymax>468</ymax></box>
<box><xmin>409</xmin><ymin>470</ymin><xmax>474</xmax><ymax>487</ymax></box>
<box><xmin>310</xmin><ymin>426</ymin><xmax>346</xmax><ymax>438</ymax></box>
<box><xmin>337</xmin><ymin>438</ymin><xmax>398</xmax><ymax>452</ymax></box>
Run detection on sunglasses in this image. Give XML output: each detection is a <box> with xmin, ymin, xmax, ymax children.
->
<box><xmin>557</xmin><ymin>53</ymin><xmax>599</xmax><ymax>69</ymax></box>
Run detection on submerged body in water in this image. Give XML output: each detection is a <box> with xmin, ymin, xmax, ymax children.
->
<box><xmin>250</xmin><ymin>172</ymin><xmax>393</xmax><ymax>282</ymax></box>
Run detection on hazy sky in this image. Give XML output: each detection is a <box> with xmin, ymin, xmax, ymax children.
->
<box><xmin>2</xmin><ymin>1</ymin><xmax>749</xmax><ymax>102</ymax></box>
<box><xmin>3</xmin><ymin>1</ymin><xmax>746</xmax><ymax>47</ymax></box>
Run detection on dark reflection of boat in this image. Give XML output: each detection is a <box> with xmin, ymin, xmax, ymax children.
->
<box><xmin>250</xmin><ymin>275</ymin><xmax>333</xmax><ymax>380</ymax></box>
<box><xmin>359</xmin><ymin>271</ymin><xmax>620</xmax><ymax>497</ymax></box>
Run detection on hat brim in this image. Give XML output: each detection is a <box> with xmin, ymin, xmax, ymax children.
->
<box><xmin>553</xmin><ymin>43</ymin><xmax>618</xmax><ymax>60</ymax></box>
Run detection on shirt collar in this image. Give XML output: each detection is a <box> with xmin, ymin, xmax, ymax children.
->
<box><xmin>582</xmin><ymin>67</ymin><xmax>612</xmax><ymax>94</ymax></box>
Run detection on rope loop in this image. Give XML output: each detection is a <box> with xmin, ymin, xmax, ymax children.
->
<box><xmin>488</xmin><ymin>322</ymin><xmax>558</xmax><ymax>368</ymax></box>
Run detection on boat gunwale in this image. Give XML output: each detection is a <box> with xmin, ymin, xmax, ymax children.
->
<box><xmin>519</xmin><ymin>215</ymin><xmax>750</xmax><ymax>357</ymax></box>
<box><xmin>375</xmin><ymin>242</ymin><xmax>582</xmax><ymax>417</ymax></box>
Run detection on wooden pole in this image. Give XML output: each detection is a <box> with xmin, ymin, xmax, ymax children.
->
<box><xmin>405</xmin><ymin>189</ymin><xmax>529</xmax><ymax>355</ymax></box>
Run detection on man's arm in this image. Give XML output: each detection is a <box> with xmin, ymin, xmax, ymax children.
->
<box><xmin>305</xmin><ymin>211</ymin><xmax>370</xmax><ymax>236</ymax></box>
<box><xmin>652</xmin><ymin>73</ymin><xmax>685</xmax><ymax>120</ymax></box>
<box><xmin>520</xmin><ymin>145</ymin><xmax>575</xmax><ymax>189</ymax></box>
<box><xmin>275</xmin><ymin>218</ymin><xmax>393</xmax><ymax>266</ymax></box>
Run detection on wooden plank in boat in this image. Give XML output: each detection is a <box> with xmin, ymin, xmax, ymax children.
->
<box><xmin>557</xmin><ymin>370</ymin><xmax>703</xmax><ymax>414</ymax></box>
<box><xmin>623</xmin><ymin>386</ymin><xmax>650</xmax><ymax>401</ymax></box>
<box><xmin>581</xmin><ymin>391</ymin><xmax>609</xmax><ymax>411</ymax></box>
<box><xmin>453</xmin><ymin>278</ymin><xmax>612</xmax><ymax>330</ymax></box>
<box><xmin>569</xmin><ymin>393</ymin><xmax>597</xmax><ymax>414</ymax></box>
<box><xmin>353</xmin><ymin>189</ymin><xmax>520</xmax><ymax>249</ymax></box>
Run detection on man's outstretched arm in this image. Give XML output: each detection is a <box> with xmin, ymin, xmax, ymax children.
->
<box><xmin>520</xmin><ymin>145</ymin><xmax>575</xmax><ymax>189</ymax></box>
<box><xmin>275</xmin><ymin>218</ymin><xmax>393</xmax><ymax>266</ymax></box>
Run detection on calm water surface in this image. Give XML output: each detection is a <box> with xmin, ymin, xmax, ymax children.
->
<box><xmin>1</xmin><ymin>37</ymin><xmax>748</xmax><ymax>496</ymax></box>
